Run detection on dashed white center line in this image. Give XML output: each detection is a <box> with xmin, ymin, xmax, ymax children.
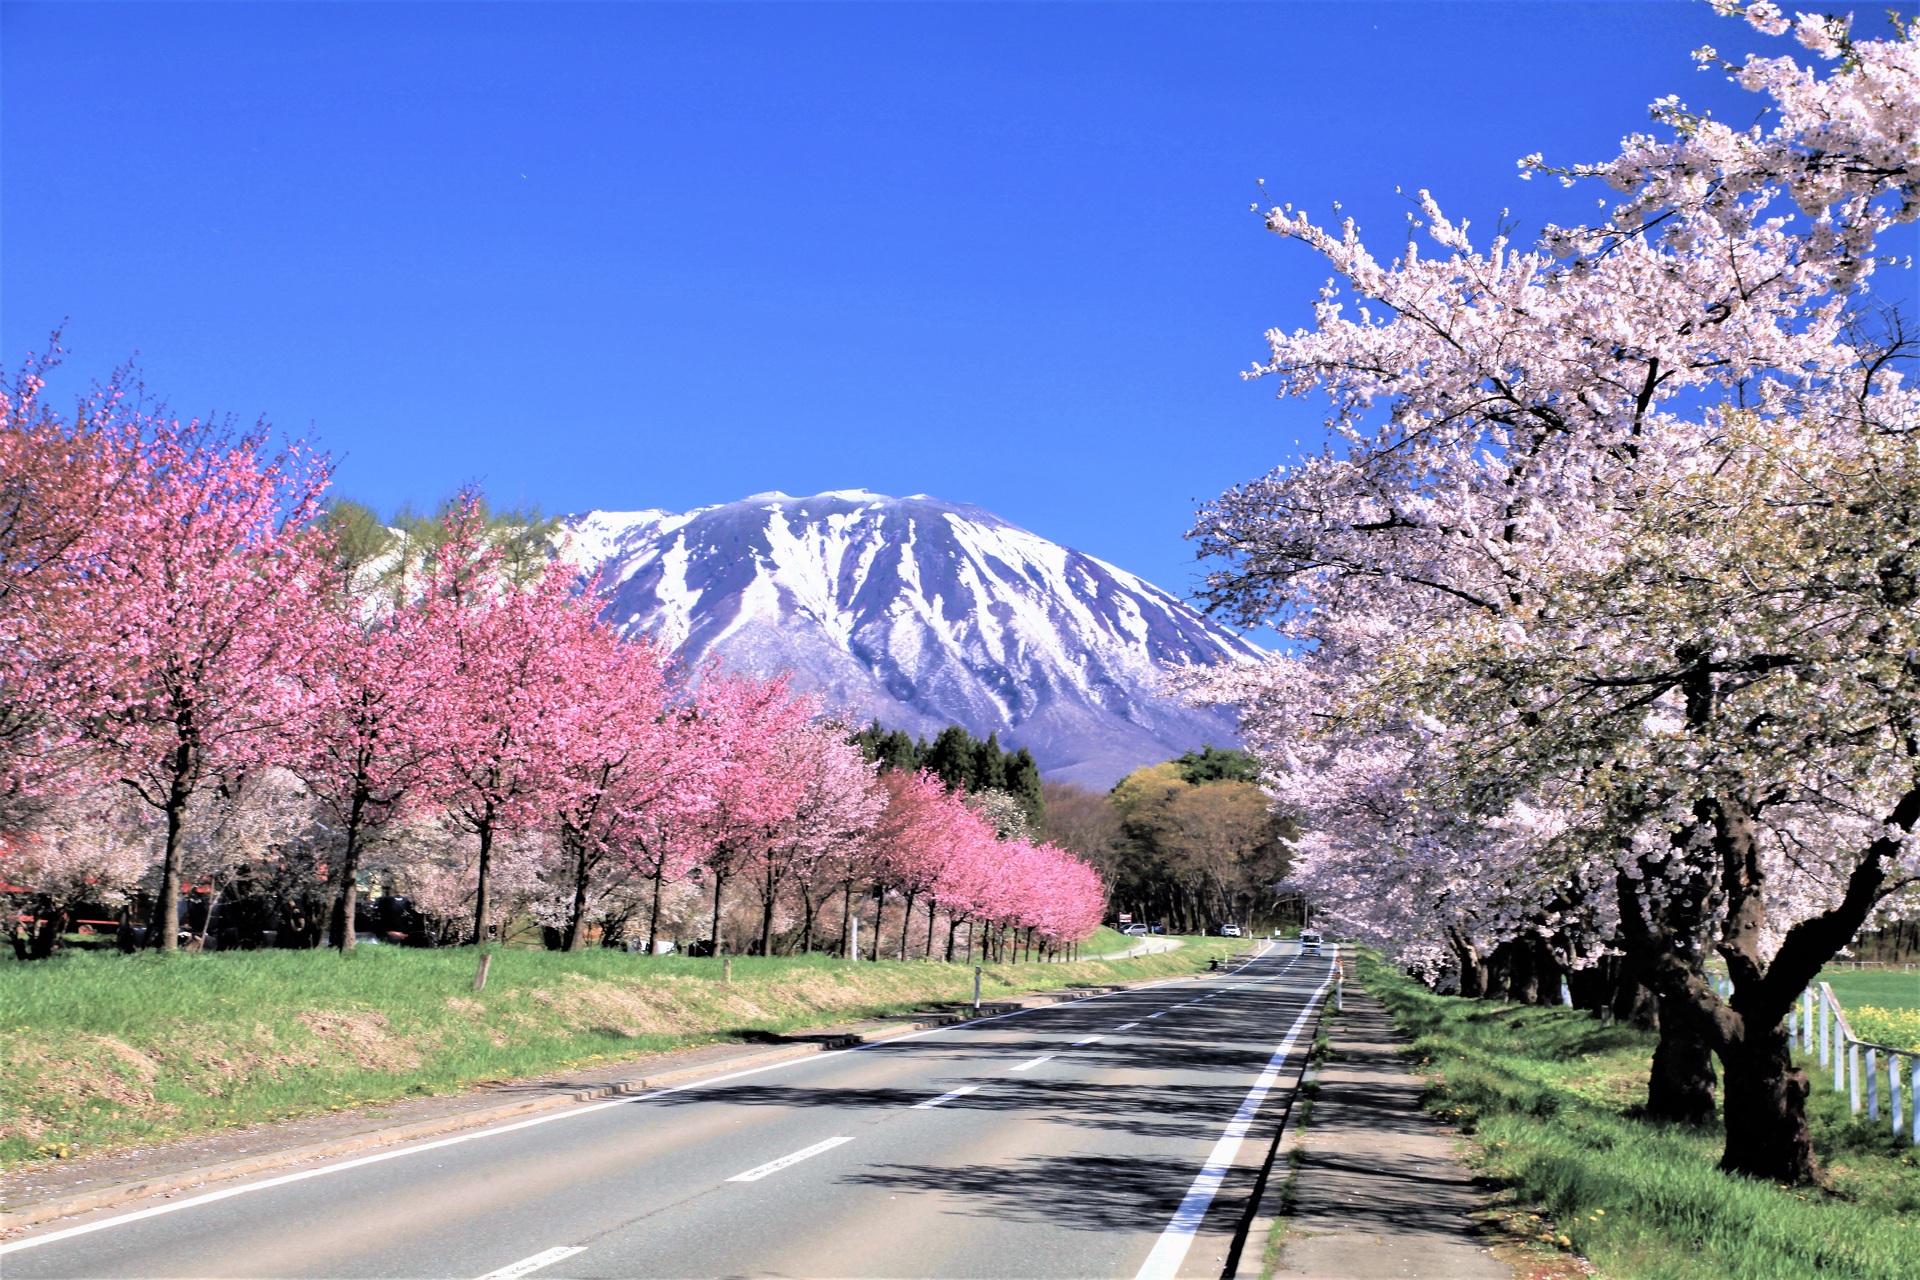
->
<box><xmin>913</xmin><ymin>1085</ymin><xmax>981</xmax><ymax>1109</ymax></box>
<box><xmin>1115</xmin><ymin>1022</ymin><xmax>1140</xmax><ymax>1031</ymax></box>
<box><xmin>1073</xmin><ymin>1035</ymin><xmax>1104</xmax><ymax>1046</ymax></box>
<box><xmin>1146</xmin><ymin>1012</ymin><xmax>1166</xmax><ymax>1018</ymax></box>
<box><xmin>474</xmin><ymin>1247</ymin><xmax>586</xmax><ymax>1280</ymax></box>
<box><xmin>1008</xmin><ymin>1054</ymin><xmax>1056</xmax><ymax>1072</ymax></box>
<box><xmin>727</xmin><ymin>1135</ymin><xmax>854</xmax><ymax>1182</ymax></box>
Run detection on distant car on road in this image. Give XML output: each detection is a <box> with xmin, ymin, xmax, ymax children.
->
<box><xmin>1120</xmin><ymin>923</ymin><xmax>1150</xmax><ymax>936</ymax></box>
<box><xmin>1299</xmin><ymin>930</ymin><xmax>1323</xmax><ymax>955</ymax></box>
<box><xmin>1218</xmin><ymin>924</ymin><xmax>1243</xmax><ymax>937</ymax></box>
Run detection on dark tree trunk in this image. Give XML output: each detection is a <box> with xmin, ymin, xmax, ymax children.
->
<box><xmin>758</xmin><ymin>862</ymin><xmax>778</xmax><ymax>956</ymax></box>
<box><xmin>1646</xmin><ymin>999</ymin><xmax>1717</xmax><ymax>1125</ymax></box>
<box><xmin>898</xmin><ymin>890</ymin><xmax>916</xmax><ymax>961</ymax></box>
<box><xmin>563</xmin><ymin>838</ymin><xmax>594</xmax><ymax>952</ymax></box>
<box><xmin>1718</xmin><ymin>1025</ymin><xmax>1812</xmax><ymax>1180</ymax></box>
<box><xmin>1483</xmin><ymin>942</ymin><xmax>1513</xmax><ymax>1001</ymax></box>
<box><xmin>800</xmin><ymin>885</ymin><xmax>816</xmax><ymax>955</ymax></box>
<box><xmin>708</xmin><ymin>867</ymin><xmax>728</xmax><ymax>956</ymax></box>
<box><xmin>1508</xmin><ymin>941</ymin><xmax>1539</xmax><ymax>1004</ymax></box>
<box><xmin>1447</xmin><ymin>927</ymin><xmax>1486</xmax><ymax>998</ymax></box>
<box><xmin>468</xmin><ymin>819</ymin><xmax>495</xmax><ymax>946</ymax></box>
<box><xmin>151</xmin><ymin>752</ymin><xmax>194</xmax><ymax>953</ymax></box>
<box><xmin>646</xmin><ymin>865</ymin><xmax>666</xmax><ymax>956</ymax></box>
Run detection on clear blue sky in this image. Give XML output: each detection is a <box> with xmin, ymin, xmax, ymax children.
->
<box><xmin>5</xmin><ymin>2</ymin><xmax>1907</xmax><ymax>624</ymax></box>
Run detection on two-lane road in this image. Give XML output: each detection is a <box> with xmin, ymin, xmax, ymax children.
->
<box><xmin>3</xmin><ymin>945</ymin><xmax>1334</xmax><ymax>1279</ymax></box>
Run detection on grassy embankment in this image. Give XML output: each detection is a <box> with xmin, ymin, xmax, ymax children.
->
<box><xmin>0</xmin><ymin>935</ymin><xmax>1234</xmax><ymax>1169</ymax></box>
<box><xmin>1352</xmin><ymin>949</ymin><xmax>1920</xmax><ymax>1280</ymax></box>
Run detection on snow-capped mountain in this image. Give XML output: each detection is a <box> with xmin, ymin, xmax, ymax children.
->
<box><xmin>558</xmin><ymin>490</ymin><xmax>1262</xmax><ymax>787</ymax></box>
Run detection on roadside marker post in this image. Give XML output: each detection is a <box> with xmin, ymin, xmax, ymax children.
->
<box><xmin>973</xmin><ymin>965</ymin><xmax>982</xmax><ymax>1014</ymax></box>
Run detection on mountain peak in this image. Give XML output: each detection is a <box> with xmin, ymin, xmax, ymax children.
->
<box><xmin>559</xmin><ymin>492</ymin><xmax>1257</xmax><ymax>786</ymax></box>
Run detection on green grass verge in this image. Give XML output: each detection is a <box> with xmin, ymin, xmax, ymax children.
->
<box><xmin>1353</xmin><ymin>949</ymin><xmax>1920</xmax><ymax>1280</ymax></box>
<box><xmin>1821</xmin><ymin>968</ymin><xmax>1920</xmax><ymax>1014</ymax></box>
<box><xmin>0</xmin><ymin>939</ymin><xmax>1235</xmax><ymax>1169</ymax></box>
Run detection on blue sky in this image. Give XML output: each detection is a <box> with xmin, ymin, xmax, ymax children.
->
<box><xmin>5</xmin><ymin>2</ymin><xmax>1908</xmax><ymax>627</ymax></box>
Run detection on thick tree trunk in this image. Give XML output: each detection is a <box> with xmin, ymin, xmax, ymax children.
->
<box><xmin>800</xmin><ymin>885</ymin><xmax>816</xmax><ymax>955</ymax></box>
<box><xmin>869</xmin><ymin>888</ymin><xmax>883</xmax><ymax>962</ymax></box>
<box><xmin>898</xmin><ymin>890</ymin><xmax>916</xmax><ymax>961</ymax></box>
<box><xmin>1646</xmin><ymin>1001</ymin><xmax>1717</xmax><ymax>1125</ymax></box>
<box><xmin>1447</xmin><ymin>927</ymin><xmax>1486</xmax><ymax>998</ymax></box>
<box><xmin>925</xmin><ymin>897</ymin><xmax>938</xmax><ymax>958</ymax></box>
<box><xmin>1718</xmin><ymin>1027</ymin><xmax>1813</xmax><ymax>1181</ymax></box>
<box><xmin>1483</xmin><ymin>942</ymin><xmax>1513</xmax><ymax>1001</ymax></box>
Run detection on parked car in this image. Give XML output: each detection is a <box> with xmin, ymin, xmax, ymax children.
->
<box><xmin>1219</xmin><ymin>924</ymin><xmax>1243</xmax><ymax>938</ymax></box>
<box><xmin>1299</xmin><ymin>930</ymin><xmax>1323</xmax><ymax>955</ymax></box>
<box><xmin>1120</xmin><ymin>923</ymin><xmax>1150</xmax><ymax>936</ymax></box>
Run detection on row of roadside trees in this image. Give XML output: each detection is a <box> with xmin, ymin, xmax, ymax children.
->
<box><xmin>0</xmin><ymin>370</ymin><xmax>1106</xmax><ymax>963</ymax></box>
<box><xmin>1183</xmin><ymin>4</ymin><xmax>1920</xmax><ymax>1185</ymax></box>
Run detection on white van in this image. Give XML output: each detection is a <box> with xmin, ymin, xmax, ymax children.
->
<box><xmin>1299</xmin><ymin>930</ymin><xmax>1323</xmax><ymax>956</ymax></box>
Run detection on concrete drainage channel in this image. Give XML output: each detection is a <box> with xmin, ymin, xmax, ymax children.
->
<box><xmin>1</xmin><ymin>973</ymin><xmax>1215</xmax><ymax>1233</ymax></box>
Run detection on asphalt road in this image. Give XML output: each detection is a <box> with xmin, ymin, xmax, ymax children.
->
<box><xmin>3</xmin><ymin>944</ymin><xmax>1333</xmax><ymax>1280</ymax></box>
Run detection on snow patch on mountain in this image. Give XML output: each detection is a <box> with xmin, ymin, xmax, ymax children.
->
<box><xmin>558</xmin><ymin>491</ymin><xmax>1261</xmax><ymax>787</ymax></box>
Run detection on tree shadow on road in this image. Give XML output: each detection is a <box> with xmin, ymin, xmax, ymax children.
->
<box><xmin>841</xmin><ymin>1153</ymin><xmax>1196</xmax><ymax>1233</ymax></box>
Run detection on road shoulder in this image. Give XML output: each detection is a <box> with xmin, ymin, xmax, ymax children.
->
<box><xmin>1261</xmin><ymin>983</ymin><xmax>1512</xmax><ymax>1280</ymax></box>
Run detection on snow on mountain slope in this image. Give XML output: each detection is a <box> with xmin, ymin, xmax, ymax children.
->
<box><xmin>558</xmin><ymin>490</ymin><xmax>1262</xmax><ymax>787</ymax></box>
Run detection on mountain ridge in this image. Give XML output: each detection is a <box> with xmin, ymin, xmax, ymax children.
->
<box><xmin>557</xmin><ymin>490</ymin><xmax>1259</xmax><ymax>787</ymax></box>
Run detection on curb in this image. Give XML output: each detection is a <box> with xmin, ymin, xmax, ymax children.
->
<box><xmin>1228</xmin><ymin>972</ymin><xmax>1334</xmax><ymax>1280</ymax></box>
<box><xmin>1</xmin><ymin>966</ymin><xmax>1222</xmax><ymax>1233</ymax></box>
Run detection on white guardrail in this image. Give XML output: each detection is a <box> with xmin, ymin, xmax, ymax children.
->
<box><xmin>1711</xmin><ymin>974</ymin><xmax>1919</xmax><ymax>1145</ymax></box>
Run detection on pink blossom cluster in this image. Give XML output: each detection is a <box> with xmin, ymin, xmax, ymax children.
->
<box><xmin>0</xmin><ymin>377</ymin><xmax>1105</xmax><ymax>958</ymax></box>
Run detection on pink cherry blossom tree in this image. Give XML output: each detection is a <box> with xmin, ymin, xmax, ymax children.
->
<box><xmin>42</xmin><ymin>407</ymin><xmax>328</xmax><ymax>952</ymax></box>
<box><xmin>420</xmin><ymin>511</ymin><xmax>588</xmax><ymax>946</ymax></box>
<box><xmin>682</xmin><ymin>672</ymin><xmax>814</xmax><ymax>956</ymax></box>
<box><xmin>291</xmin><ymin>584</ymin><xmax>454</xmax><ymax>951</ymax></box>
<box><xmin>745</xmin><ymin>720</ymin><xmax>882</xmax><ymax>955</ymax></box>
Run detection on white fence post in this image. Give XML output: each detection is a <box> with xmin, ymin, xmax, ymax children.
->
<box><xmin>1834</xmin><ymin>1001</ymin><xmax>1846</xmax><ymax>1091</ymax></box>
<box><xmin>1868</xmin><ymin>1048</ymin><xmax>1880</xmax><ymax>1122</ymax></box>
<box><xmin>1892</xmin><ymin>1054</ymin><xmax>1904</xmax><ymax>1137</ymax></box>
<box><xmin>1802</xmin><ymin>988</ymin><xmax>1814</xmax><ymax>1053</ymax></box>
<box><xmin>1851</xmin><ymin>1043</ymin><xmax>1862</xmax><ymax>1115</ymax></box>
<box><xmin>1911</xmin><ymin>1059</ymin><xmax>1919</xmax><ymax>1146</ymax></box>
<box><xmin>1820</xmin><ymin>991</ymin><xmax>1831</xmax><ymax>1068</ymax></box>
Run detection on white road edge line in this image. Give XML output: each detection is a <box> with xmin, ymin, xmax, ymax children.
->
<box><xmin>912</xmin><ymin>1084</ymin><xmax>981</xmax><ymax>1109</ymax></box>
<box><xmin>1133</xmin><ymin>959</ymin><xmax>1333</xmax><ymax>1280</ymax></box>
<box><xmin>726</xmin><ymin>1135</ymin><xmax>854</xmax><ymax>1182</ymax></box>
<box><xmin>1007</xmin><ymin>1054</ymin><xmax>1056</xmax><ymax>1072</ymax></box>
<box><xmin>1</xmin><ymin>941</ymin><xmax>1283</xmax><ymax>1258</ymax></box>
<box><xmin>474</xmin><ymin>1245</ymin><xmax>586</xmax><ymax>1280</ymax></box>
